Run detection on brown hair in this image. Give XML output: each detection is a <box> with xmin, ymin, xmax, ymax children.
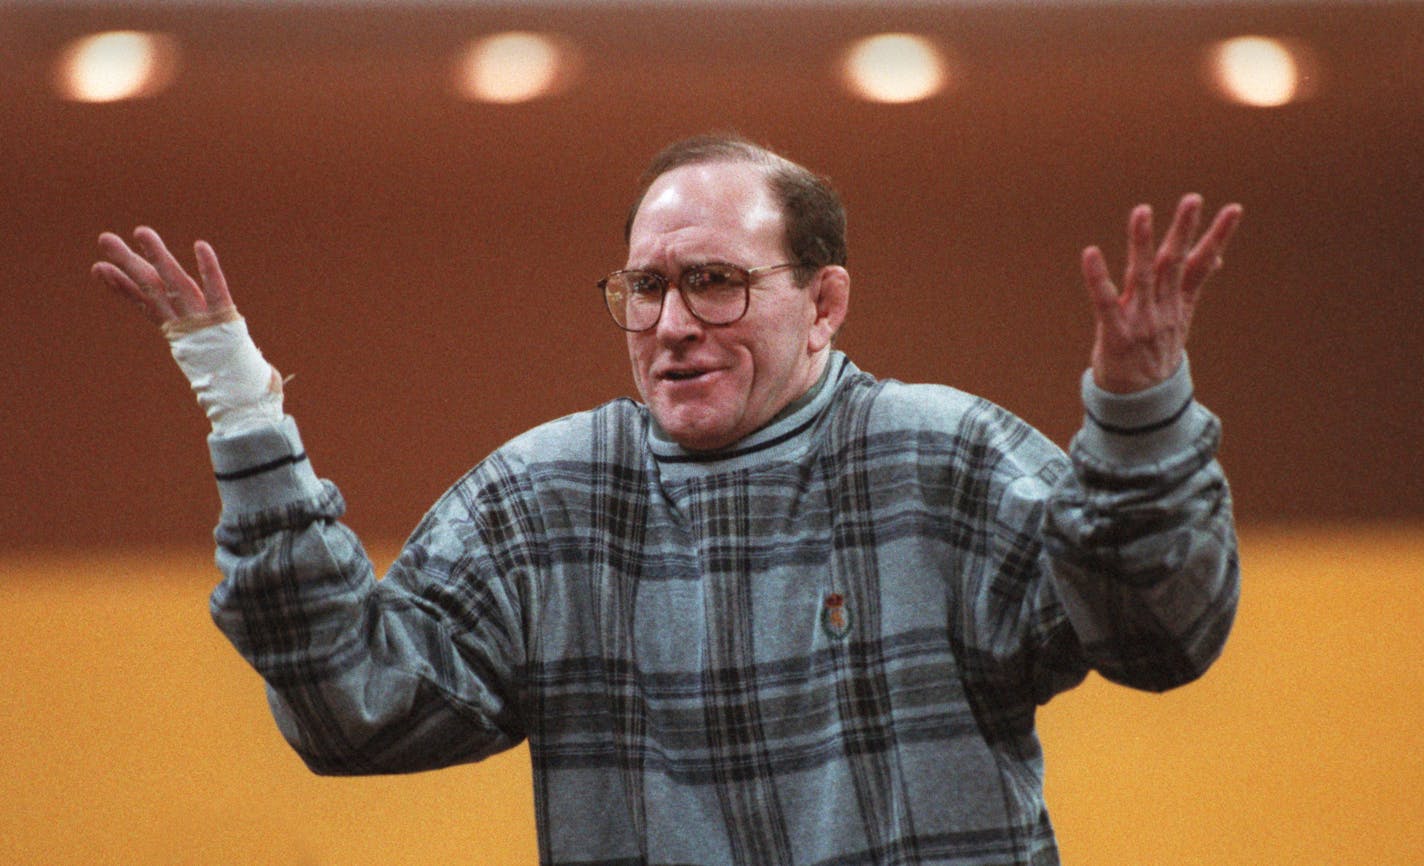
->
<box><xmin>623</xmin><ymin>134</ymin><xmax>847</xmax><ymax>285</ymax></box>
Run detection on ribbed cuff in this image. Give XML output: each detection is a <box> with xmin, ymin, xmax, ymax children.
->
<box><xmin>208</xmin><ymin>415</ymin><xmax>322</xmax><ymax>517</ymax></box>
<box><xmin>1076</xmin><ymin>357</ymin><xmax>1206</xmax><ymax>465</ymax></box>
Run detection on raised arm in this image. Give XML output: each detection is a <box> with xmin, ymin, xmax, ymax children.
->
<box><xmin>1036</xmin><ymin>195</ymin><xmax>1244</xmax><ymax>693</ymax></box>
<box><xmin>93</xmin><ymin>227</ymin><xmax>523</xmax><ymax>773</ymax></box>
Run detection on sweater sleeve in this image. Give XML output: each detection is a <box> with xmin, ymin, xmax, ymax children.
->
<box><xmin>206</xmin><ymin>416</ymin><xmax>527</xmax><ymax>775</ymax></box>
<box><xmin>1039</xmin><ymin>357</ymin><xmax>1240</xmax><ymax>693</ymax></box>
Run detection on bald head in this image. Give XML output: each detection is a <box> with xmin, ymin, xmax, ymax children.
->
<box><xmin>624</xmin><ymin>135</ymin><xmax>848</xmax><ymax>285</ymax></box>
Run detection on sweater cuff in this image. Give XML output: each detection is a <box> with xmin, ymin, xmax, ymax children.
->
<box><xmin>207</xmin><ymin>415</ymin><xmax>322</xmax><ymax>518</ymax></box>
<box><xmin>1075</xmin><ymin>357</ymin><xmax>1205</xmax><ymax>465</ymax></box>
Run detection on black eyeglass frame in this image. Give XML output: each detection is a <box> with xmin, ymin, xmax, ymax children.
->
<box><xmin>597</xmin><ymin>262</ymin><xmax>802</xmax><ymax>332</ymax></box>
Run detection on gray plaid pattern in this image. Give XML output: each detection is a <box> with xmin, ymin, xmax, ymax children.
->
<box><xmin>210</xmin><ymin>353</ymin><xmax>1237</xmax><ymax>865</ymax></box>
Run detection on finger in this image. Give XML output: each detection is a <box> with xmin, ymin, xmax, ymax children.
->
<box><xmin>96</xmin><ymin>232</ymin><xmax>177</xmax><ymax>321</ymax></box>
<box><xmin>1081</xmin><ymin>245</ymin><xmax>1119</xmax><ymax>317</ymax></box>
<box><xmin>1154</xmin><ymin>194</ymin><xmax>1204</xmax><ymax>302</ymax></box>
<box><xmin>92</xmin><ymin>260</ymin><xmax>166</xmax><ymax>325</ymax></box>
<box><xmin>193</xmin><ymin>240</ymin><xmax>235</xmax><ymax>312</ymax></box>
<box><xmin>1122</xmin><ymin>204</ymin><xmax>1154</xmax><ymax>305</ymax></box>
<box><xmin>132</xmin><ymin>226</ymin><xmax>205</xmax><ymax>317</ymax></box>
<box><xmin>1182</xmin><ymin>203</ymin><xmax>1244</xmax><ymax>297</ymax></box>
<box><xmin>97</xmin><ymin>232</ymin><xmax>172</xmax><ymax>311</ymax></box>
<box><xmin>97</xmin><ymin>231</ymin><xmax>160</xmax><ymax>285</ymax></box>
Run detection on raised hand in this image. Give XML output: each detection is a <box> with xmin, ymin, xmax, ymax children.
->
<box><xmin>91</xmin><ymin>227</ymin><xmax>283</xmax><ymax>433</ymax></box>
<box><xmin>1081</xmin><ymin>195</ymin><xmax>1243</xmax><ymax>394</ymax></box>
<box><xmin>92</xmin><ymin>226</ymin><xmax>237</xmax><ymax>334</ymax></box>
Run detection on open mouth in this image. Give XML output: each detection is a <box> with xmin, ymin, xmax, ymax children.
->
<box><xmin>663</xmin><ymin>369</ymin><xmax>705</xmax><ymax>381</ymax></box>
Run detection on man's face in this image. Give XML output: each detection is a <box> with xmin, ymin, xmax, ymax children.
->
<box><xmin>624</xmin><ymin>161</ymin><xmax>830</xmax><ymax>451</ymax></box>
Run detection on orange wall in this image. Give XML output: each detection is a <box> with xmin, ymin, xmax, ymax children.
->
<box><xmin>3</xmin><ymin>525</ymin><xmax>1420</xmax><ymax>864</ymax></box>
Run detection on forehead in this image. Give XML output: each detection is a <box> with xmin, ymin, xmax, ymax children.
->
<box><xmin>627</xmin><ymin>161</ymin><xmax>784</xmax><ymax>264</ymax></box>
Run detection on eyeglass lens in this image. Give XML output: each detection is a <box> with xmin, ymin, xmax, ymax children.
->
<box><xmin>603</xmin><ymin>264</ymin><xmax>750</xmax><ymax>331</ymax></box>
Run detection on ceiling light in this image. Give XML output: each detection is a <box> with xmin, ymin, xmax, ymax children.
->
<box><xmin>1207</xmin><ymin>36</ymin><xmax>1312</xmax><ymax>108</ymax></box>
<box><xmin>842</xmin><ymin>34</ymin><xmax>948</xmax><ymax>104</ymax></box>
<box><xmin>455</xmin><ymin>32</ymin><xmax>575</xmax><ymax>104</ymax></box>
<box><xmin>55</xmin><ymin>31</ymin><xmax>179</xmax><ymax>103</ymax></box>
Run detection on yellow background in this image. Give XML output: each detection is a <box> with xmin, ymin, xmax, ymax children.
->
<box><xmin>4</xmin><ymin>524</ymin><xmax>1419</xmax><ymax>864</ymax></box>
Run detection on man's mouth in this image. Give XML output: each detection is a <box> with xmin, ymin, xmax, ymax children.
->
<box><xmin>663</xmin><ymin>369</ymin><xmax>705</xmax><ymax>381</ymax></box>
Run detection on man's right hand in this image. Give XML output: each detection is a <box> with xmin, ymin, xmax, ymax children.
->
<box><xmin>93</xmin><ymin>226</ymin><xmax>238</xmax><ymax>333</ymax></box>
<box><xmin>92</xmin><ymin>227</ymin><xmax>285</xmax><ymax>434</ymax></box>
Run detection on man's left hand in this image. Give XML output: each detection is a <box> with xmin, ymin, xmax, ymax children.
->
<box><xmin>1082</xmin><ymin>194</ymin><xmax>1243</xmax><ymax>394</ymax></box>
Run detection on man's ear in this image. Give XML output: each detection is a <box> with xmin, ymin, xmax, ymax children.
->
<box><xmin>808</xmin><ymin>265</ymin><xmax>850</xmax><ymax>353</ymax></box>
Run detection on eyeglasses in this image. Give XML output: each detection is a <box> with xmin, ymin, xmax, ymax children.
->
<box><xmin>598</xmin><ymin>262</ymin><xmax>800</xmax><ymax>332</ymax></box>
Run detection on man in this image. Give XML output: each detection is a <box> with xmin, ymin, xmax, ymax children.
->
<box><xmin>92</xmin><ymin>135</ymin><xmax>1242</xmax><ymax>865</ymax></box>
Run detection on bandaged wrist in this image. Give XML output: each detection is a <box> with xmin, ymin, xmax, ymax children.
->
<box><xmin>167</xmin><ymin>317</ymin><xmax>284</xmax><ymax>436</ymax></box>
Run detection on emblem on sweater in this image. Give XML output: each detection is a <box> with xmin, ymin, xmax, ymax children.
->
<box><xmin>821</xmin><ymin>592</ymin><xmax>852</xmax><ymax>640</ymax></box>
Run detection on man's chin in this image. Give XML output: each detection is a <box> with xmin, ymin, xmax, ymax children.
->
<box><xmin>651</xmin><ymin>404</ymin><xmax>739</xmax><ymax>453</ymax></box>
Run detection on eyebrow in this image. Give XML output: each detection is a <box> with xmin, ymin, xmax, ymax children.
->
<box><xmin>625</xmin><ymin>259</ymin><xmax>737</xmax><ymax>275</ymax></box>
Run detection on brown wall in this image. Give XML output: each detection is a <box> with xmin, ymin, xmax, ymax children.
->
<box><xmin>2</xmin><ymin>2</ymin><xmax>1422</xmax><ymax>551</ymax></box>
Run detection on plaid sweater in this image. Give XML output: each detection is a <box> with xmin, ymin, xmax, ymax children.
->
<box><xmin>209</xmin><ymin>352</ymin><xmax>1237</xmax><ymax>866</ymax></box>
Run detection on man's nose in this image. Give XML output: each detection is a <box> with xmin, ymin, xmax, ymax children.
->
<box><xmin>656</xmin><ymin>287</ymin><xmax>702</xmax><ymax>340</ymax></box>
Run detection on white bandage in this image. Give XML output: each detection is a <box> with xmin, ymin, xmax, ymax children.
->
<box><xmin>166</xmin><ymin>317</ymin><xmax>284</xmax><ymax>436</ymax></box>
